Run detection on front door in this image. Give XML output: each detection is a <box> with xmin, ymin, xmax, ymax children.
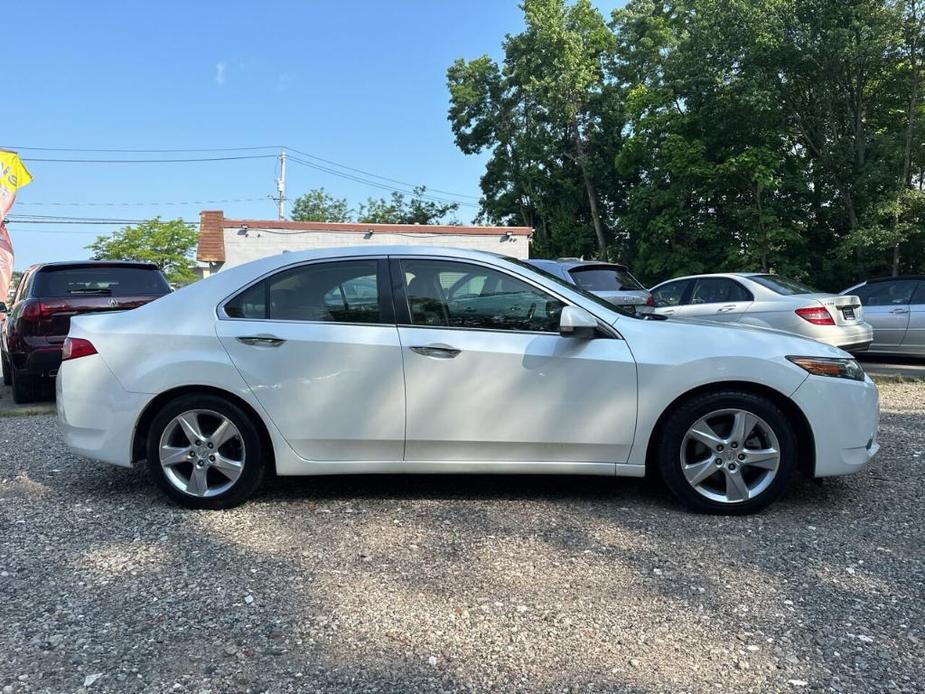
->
<box><xmin>392</xmin><ymin>257</ymin><xmax>637</xmax><ymax>464</ymax></box>
<box><xmin>215</xmin><ymin>257</ymin><xmax>405</xmax><ymax>461</ymax></box>
<box><xmin>900</xmin><ymin>281</ymin><xmax>925</xmax><ymax>354</ymax></box>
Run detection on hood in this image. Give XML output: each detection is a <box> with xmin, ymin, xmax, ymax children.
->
<box><xmin>614</xmin><ymin>311</ymin><xmax>850</xmax><ymax>360</ymax></box>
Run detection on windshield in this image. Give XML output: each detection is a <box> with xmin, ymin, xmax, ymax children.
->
<box><xmin>568</xmin><ymin>266</ymin><xmax>646</xmax><ymax>292</ymax></box>
<box><xmin>749</xmin><ymin>274</ymin><xmax>819</xmax><ymax>296</ymax></box>
<box><xmin>506</xmin><ymin>258</ymin><xmax>642</xmax><ymax>318</ymax></box>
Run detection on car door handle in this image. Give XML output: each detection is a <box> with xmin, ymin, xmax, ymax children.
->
<box><xmin>890</xmin><ymin>307</ymin><xmax>910</xmax><ymax>314</ymax></box>
<box><xmin>662</xmin><ymin>308</ymin><xmax>676</xmax><ymax>315</ymax></box>
<box><xmin>237</xmin><ymin>335</ymin><xmax>286</xmax><ymax>347</ymax></box>
<box><xmin>409</xmin><ymin>344</ymin><xmax>461</xmax><ymax>359</ymax></box>
<box><xmin>716</xmin><ymin>305</ymin><xmax>737</xmax><ymax>313</ymax></box>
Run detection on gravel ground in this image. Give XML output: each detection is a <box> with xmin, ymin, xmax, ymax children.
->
<box><xmin>0</xmin><ymin>384</ymin><xmax>922</xmax><ymax>694</ymax></box>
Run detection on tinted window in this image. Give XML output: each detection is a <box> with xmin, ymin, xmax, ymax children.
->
<box><xmin>854</xmin><ymin>280</ymin><xmax>918</xmax><ymax>306</ymax></box>
<box><xmin>32</xmin><ymin>266</ymin><xmax>170</xmax><ymax>298</ymax></box>
<box><xmin>911</xmin><ymin>281</ymin><xmax>925</xmax><ymax>305</ymax></box>
<box><xmin>690</xmin><ymin>278</ymin><xmax>753</xmax><ymax>305</ymax></box>
<box><xmin>401</xmin><ymin>259</ymin><xmax>565</xmax><ymax>332</ymax></box>
<box><xmin>568</xmin><ymin>266</ymin><xmax>645</xmax><ymax>292</ymax></box>
<box><xmin>652</xmin><ymin>280</ymin><xmax>690</xmax><ymax>307</ymax></box>
<box><xmin>224</xmin><ymin>260</ymin><xmax>383</xmax><ymax>323</ymax></box>
<box><xmin>750</xmin><ymin>275</ymin><xmax>818</xmax><ymax>295</ymax></box>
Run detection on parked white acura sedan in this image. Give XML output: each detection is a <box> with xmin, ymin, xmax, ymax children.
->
<box><xmin>57</xmin><ymin>247</ymin><xmax>880</xmax><ymax>514</ymax></box>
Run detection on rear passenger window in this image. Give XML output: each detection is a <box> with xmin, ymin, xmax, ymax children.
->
<box><xmin>224</xmin><ymin>260</ymin><xmax>384</xmax><ymax>323</ymax></box>
<box><xmin>690</xmin><ymin>278</ymin><xmax>752</xmax><ymax>304</ymax></box>
<box><xmin>854</xmin><ymin>280</ymin><xmax>917</xmax><ymax>306</ymax></box>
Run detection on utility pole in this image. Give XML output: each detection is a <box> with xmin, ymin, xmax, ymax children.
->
<box><xmin>276</xmin><ymin>148</ymin><xmax>287</xmax><ymax>220</ymax></box>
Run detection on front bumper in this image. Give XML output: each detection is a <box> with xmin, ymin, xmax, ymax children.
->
<box><xmin>56</xmin><ymin>354</ymin><xmax>149</xmax><ymax>468</ymax></box>
<box><xmin>790</xmin><ymin>373</ymin><xmax>880</xmax><ymax>478</ymax></box>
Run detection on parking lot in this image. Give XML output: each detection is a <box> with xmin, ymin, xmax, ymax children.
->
<box><xmin>0</xmin><ymin>382</ymin><xmax>920</xmax><ymax>693</ymax></box>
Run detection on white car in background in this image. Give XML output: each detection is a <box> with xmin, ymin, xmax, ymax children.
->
<box><xmin>57</xmin><ymin>247</ymin><xmax>879</xmax><ymax>514</ymax></box>
<box><xmin>650</xmin><ymin>273</ymin><xmax>873</xmax><ymax>352</ymax></box>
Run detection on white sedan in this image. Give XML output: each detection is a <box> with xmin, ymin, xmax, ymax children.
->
<box><xmin>57</xmin><ymin>247</ymin><xmax>880</xmax><ymax>514</ymax></box>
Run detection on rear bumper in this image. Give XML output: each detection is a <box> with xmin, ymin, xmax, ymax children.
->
<box><xmin>791</xmin><ymin>374</ymin><xmax>880</xmax><ymax>478</ymax></box>
<box><xmin>807</xmin><ymin>322</ymin><xmax>873</xmax><ymax>351</ymax></box>
<box><xmin>56</xmin><ymin>355</ymin><xmax>148</xmax><ymax>467</ymax></box>
<box><xmin>9</xmin><ymin>339</ymin><xmax>64</xmax><ymax>377</ymax></box>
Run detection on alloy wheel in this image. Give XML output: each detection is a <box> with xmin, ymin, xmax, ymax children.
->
<box><xmin>680</xmin><ymin>408</ymin><xmax>781</xmax><ymax>504</ymax></box>
<box><xmin>158</xmin><ymin>409</ymin><xmax>246</xmax><ymax>498</ymax></box>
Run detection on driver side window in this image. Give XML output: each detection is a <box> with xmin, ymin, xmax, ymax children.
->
<box><xmin>400</xmin><ymin>259</ymin><xmax>565</xmax><ymax>333</ymax></box>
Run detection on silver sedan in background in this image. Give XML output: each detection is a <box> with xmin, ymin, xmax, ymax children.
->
<box><xmin>842</xmin><ymin>276</ymin><xmax>925</xmax><ymax>356</ymax></box>
<box><xmin>650</xmin><ymin>273</ymin><xmax>873</xmax><ymax>352</ymax></box>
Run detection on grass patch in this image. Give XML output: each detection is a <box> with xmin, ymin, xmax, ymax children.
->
<box><xmin>0</xmin><ymin>405</ymin><xmax>56</xmax><ymax>417</ymax></box>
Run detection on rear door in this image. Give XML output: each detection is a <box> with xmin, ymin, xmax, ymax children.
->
<box><xmin>678</xmin><ymin>277</ymin><xmax>754</xmax><ymax>322</ymax></box>
<box><xmin>852</xmin><ymin>280</ymin><xmax>917</xmax><ymax>351</ymax></box>
<box><xmin>899</xmin><ymin>281</ymin><xmax>925</xmax><ymax>355</ymax></box>
<box><xmin>215</xmin><ymin>257</ymin><xmax>406</xmax><ymax>462</ymax></box>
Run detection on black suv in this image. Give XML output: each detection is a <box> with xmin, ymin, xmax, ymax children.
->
<box><xmin>1</xmin><ymin>261</ymin><xmax>171</xmax><ymax>403</ymax></box>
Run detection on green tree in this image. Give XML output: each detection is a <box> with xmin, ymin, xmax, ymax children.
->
<box><xmin>356</xmin><ymin>186</ymin><xmax>459</xmax><ymax>224</ymax></box>
<box><xmin>290</xmin><ymin>188</ymin><xmax>351</xmax><ymax>222</ymax></box>
<box><xmin>86</xmin><ymin>217</ymin><xmax>198</xmax><ymax>285</ymax></box>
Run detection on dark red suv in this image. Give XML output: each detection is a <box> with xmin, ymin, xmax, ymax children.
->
<box><xmin>1</xmin><ymin>261</ymin><xmax>171</xmax><ymax>403</ymax></box>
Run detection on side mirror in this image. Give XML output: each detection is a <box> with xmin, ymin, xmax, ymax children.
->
<box><xmin>0</xmin><ymin>302</ymin><xmax>8</xmax><ymax>314</ymax></box>
<box><xmin>559</xmin><ymin>305</ymin><xmax>598</xmax><ymax>339</ymax></box>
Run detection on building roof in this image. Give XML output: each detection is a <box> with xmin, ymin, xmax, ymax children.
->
<box><xmin>196</xmin><ymin>210</ymin><xmax>532</xmax><ymax>263</ymax></box>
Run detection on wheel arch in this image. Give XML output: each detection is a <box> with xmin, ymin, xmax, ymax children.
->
<box><xmin>644</xmin><ymin>380</ymin><xmax>815</xmax><ymax>478</ymax></box>
<box><xmin>132</xmin><ymin>385</ymin><xmax>276</xmax><ymax>471</ymax></box>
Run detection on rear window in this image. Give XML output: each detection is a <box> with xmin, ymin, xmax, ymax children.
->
<box><xmin>568</xmin><ymin>266</ymin><xmax>645</xmax><ymax>292</ymax></box>
<box><xmin>749</xmin><ymin>274</ymin><xmax>818</xmax><ymax>296</ymax></box>
<box><xmin>32</xmin><ymin>266</ymin><xmax>171</xmax><ymax>298</ymax></box>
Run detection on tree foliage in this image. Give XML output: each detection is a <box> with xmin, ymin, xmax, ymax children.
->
<box><xmin>86</xmin><ymin>217</ymin><xmax>198</xmax><ymax>285</ymax></box>
<box><xmin>448</xmin><ymin>0</ymin><xmax>925</xmax><ymax>289</ymax></box>
<box><xmin>290</xmin><ymin>188</ymin><xmax>351</xmax><ymax>222</ymax></box>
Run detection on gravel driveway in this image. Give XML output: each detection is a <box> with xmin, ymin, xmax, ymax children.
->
<box><xmin>0</xmin><ymin>384</ymin><xmax>922</xmax><ymax>693</ymax></box>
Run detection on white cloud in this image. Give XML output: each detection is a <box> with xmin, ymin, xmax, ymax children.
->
<box><xmin>215</xmin><ymin>62</ymin><xmax>226</xmax><ymax>87</ymax></box>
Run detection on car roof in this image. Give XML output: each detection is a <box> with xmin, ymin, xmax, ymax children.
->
<box><xmin>28</xmin><ymin>260</ymin><xmax>161</xmax><ymax>270</ymax></box>
<box><xmin>651</xmin><ymin>272</ymin><xmax>765</xmax><ymax>286</ymax></box>
<box><xmin>863</xmin><ymin>275</ymin><xmax>925</xmax><ymax>284</ymax></box>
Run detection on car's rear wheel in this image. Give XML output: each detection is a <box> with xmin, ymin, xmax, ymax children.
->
<box><xmin>656</xmin><ymin>391</ymin><xmax>797</xmax><ymax>514</ymax></box>
<box><xmin>146</xmin><ymin>394</ymin><xmax>266</xmax><ymax>509</ymax></box>
<box><xmin>10</xmin><ymin>367</ymin><xmax>37</xmax><ymax>404</ymax></box>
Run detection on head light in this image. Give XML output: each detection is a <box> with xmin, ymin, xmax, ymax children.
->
<box><xmin>786</xmin><ymin>356</ymin><xmax>865</xmax><ymax>381</ymax></box>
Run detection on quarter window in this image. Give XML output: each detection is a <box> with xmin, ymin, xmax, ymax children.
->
<box><xmin>400</xmin><ymin>259</ymin><xmax>565</xmax><ymax>333</ymax></box>
<box><xmin>224</xmin><ymin>260</ymin><xmax>384</xmax><ymax>323</ymax></box>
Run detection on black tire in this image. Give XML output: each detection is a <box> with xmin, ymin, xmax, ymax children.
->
<box><xmin>2</xmin><ymin>352</ymin><xmax>11</xmax><ymax>387</ymax></box>
<box><xmin>146</xmin><ymin>393</ymin><xmax>267</xmax><ymax>510</ymax></box>
<box><xmin>10</xmin><ymin>367</ymin><xmax>37</xmax><ymax>404</ymax></box>
<box><xmin>656</xmin><ymin>390</ymin><xmax>797</xmax><ymax>515</ymax></box>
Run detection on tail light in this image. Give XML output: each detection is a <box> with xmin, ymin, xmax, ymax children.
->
<box><xmin>795</xmin><ymin>306</ymin><xmax>835</xmax><ymax>326</ymax></box>
<box><xmin>645</xmin><ymin>294</ymin><xmax>656</xmax><ymax>307</ymax></box>
<box><xmin>62</xmin><ymin>337</ymin><xmax>97</xmax><ymax>361</ymax></box>
<box><xmin>20</xmin><ymin>299</ymin><xmax>71</xmax><ymax>320</ymax></box>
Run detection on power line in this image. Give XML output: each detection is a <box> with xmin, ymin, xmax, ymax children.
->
<box><xmin>16</xmin><ymin>197</ymin><xmax>269</xmax><ymax>207</ymax></box>
<box><xmin>21</xmin><ymin>155</ymin><xmax>277</xmax><ymax>163</ymax></box>
<box><xmin>2</xmin><ymin>145</ymin><xmax>279</xmax><ymax>153</ymax></box>
<box><xmin>285</xmin><ymin>146</ymin><xmax>480</xmax><ymax>200</ymax></box>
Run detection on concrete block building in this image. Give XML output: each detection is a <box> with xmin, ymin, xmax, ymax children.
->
<box><xmin>195</xmin><ymin>210</ymin><xmax>532</xmax><ymax>277</ymax></box>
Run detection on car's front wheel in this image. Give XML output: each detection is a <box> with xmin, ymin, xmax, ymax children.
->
<box><xmin>656</xmin><ymin>391</ymin><xmax>797</xmax><ymax>514</ymax></box>
<box><xmin>146</xmin><ymin>394</ymin><xmax>267</xmax><ymax>509</ymax></box>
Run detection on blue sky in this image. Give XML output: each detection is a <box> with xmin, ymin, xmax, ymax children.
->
<box><xmin>4</xmin><ymin>1</ymin><xmax>623</xmax><ymax>269</ymax></box>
